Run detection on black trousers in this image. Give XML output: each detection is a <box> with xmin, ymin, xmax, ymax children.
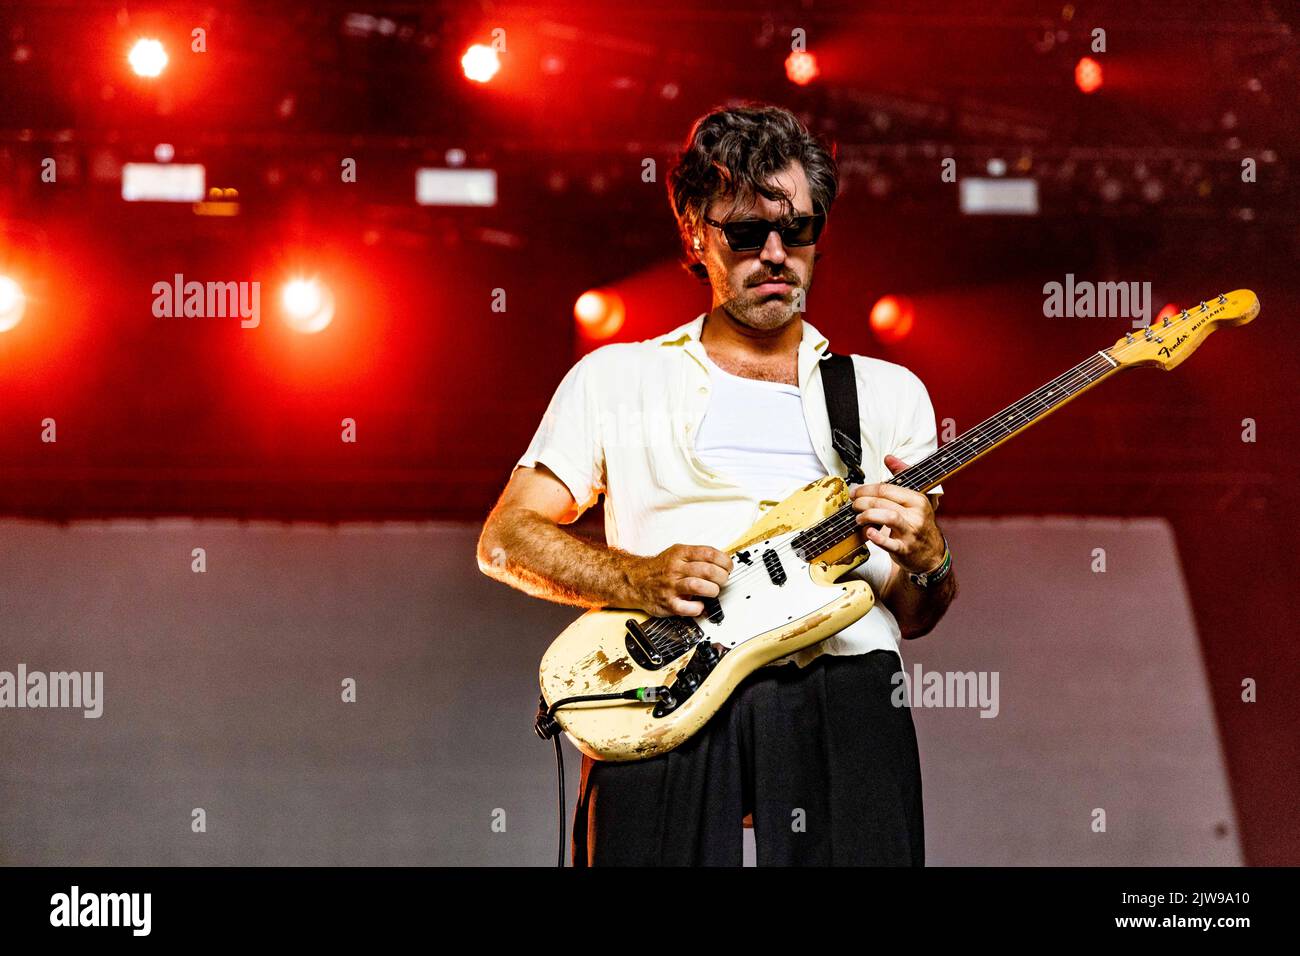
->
<box><xmin>571</xmin><ymin>649</ymin><xmax>924</xmax><ymax>866</ymax></box>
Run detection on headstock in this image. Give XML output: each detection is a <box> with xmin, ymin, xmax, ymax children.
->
<box><xmin>1108</xmin><ymin>289</ymin><xmax>1259</xmax><ymax>371</ymax></box>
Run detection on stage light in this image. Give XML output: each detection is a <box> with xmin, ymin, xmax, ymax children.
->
<box><xmin>0</xmin><ymin>276</ymin><xmax>25</xmax><ymax>332</ymax></box>
<box><xmin>959</xmin><ymin>178</ymin><xmax>1039</xmax><ymax>215</ymax></box>
<box><xmin>574</xmin><ymin>289</ymin><xmax>624</xmax><ymax>340</ymax></box>
<box><xmin>129</xmin><ymin>38</ymin><xmax>168</xmax><ymax>78</ymax></box>
<box><xmin>869</xmin><ymin>295</ymin><xmax>914</xmax><ymax>344</ymax></box>
<box><xmin>785</xmin><ymin>50</ymin><xmax>819</xmax><ymax>86</ymax></box>
<box><xmin>121</xmin><ymin>163</ymin><xmax>206</xmax><ymax>202</ymax></box>
<box><xmin>415</xmin><ymin>167</ymin><xmax>497</xmax><ymax>206</ymax></box>
<box><xmin>281</xmin><ymin>279</ymin><xmax>334</xmax><ymax>334</ymax></box>
<box><xmin>1075</xmin><ymin>56</ymin><xmax>1103</xmax><ymax>94</ymax></box>
<box><xmin>461</xmin><ymin>44</ymin><xmax>500</xmax><ymax>83</ymax></box>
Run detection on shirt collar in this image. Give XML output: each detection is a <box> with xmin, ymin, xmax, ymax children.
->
<box><xmin>664</xmin><ymin>312</ymin><xmax>831</xmax><ymax>389</ymax></box>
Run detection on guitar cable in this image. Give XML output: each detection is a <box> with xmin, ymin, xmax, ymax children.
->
<box><xmin>534</xmin><ymin>686</ymin><xmax>672</xmax><ymax>867</ymax></box>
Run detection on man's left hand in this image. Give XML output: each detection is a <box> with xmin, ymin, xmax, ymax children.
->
<box><xmin>850</xmin><ymin>454</ymin><xmax>945</xmax><ymax>575</ymax></box>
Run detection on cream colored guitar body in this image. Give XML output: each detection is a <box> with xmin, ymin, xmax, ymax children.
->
<box><xmin>539</xmin><ymin>475</ymin><xmax>873</xmax><ymax>762</ymax></box>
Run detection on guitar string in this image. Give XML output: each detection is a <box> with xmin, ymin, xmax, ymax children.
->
<box><xmin>878</xmin><ymin>351</ymin><xmax>1115</xmax><ymax>492</ymax></box>
<box><xmin>640</xmin><ymin>322</ymin><xmax>1193</xmax><ymax>653</ymax></box>
<box><xmin>664</xmin><ymin>350</ymin><xmax>1113</xmax><ymax>606</ymax></box>
<box><xmin>640</xmin><ymin>350</ymin><xmax>1116</xmax><ymax>652</ymax></box>
<box><xmin>791</xmin><ymin>351</ymin><xmax>1116</xmax><ymax>554</ymax></box>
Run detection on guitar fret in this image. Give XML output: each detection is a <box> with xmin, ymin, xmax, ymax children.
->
<box><xmin>799</xmin><ymin>350</ymin><xmax>1119</xmax><ymax>554</ymax></box>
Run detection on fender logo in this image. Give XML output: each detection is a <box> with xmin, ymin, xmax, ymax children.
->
<box><xmin>1158</xmin><ymin>334</ymin><xmax>1189</xmax><ymax>358</ymax></box>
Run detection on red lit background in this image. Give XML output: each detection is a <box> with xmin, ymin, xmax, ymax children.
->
<box><xmin>0</xmin><ymin>0</ymin><xmax>1297</xmax><ymax>864</ymax></box>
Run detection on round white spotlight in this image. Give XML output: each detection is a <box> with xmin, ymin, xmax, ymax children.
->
<box><xmin>129</xmin><ymin>38</ymin><xmax>168</xmax><ymax>78</ymax></box>
<box><xmin>0</xmin><ymin>276</ymin><xmax>27</xmax><ymax>332</ymax></box>
<box><xmin>281</xmin><ymin>279</ymin><xmax>334</xmax><ymax>334</ymax></box>
<box><xmin>461</xmin><ymin>44</ymin><xmax>500</xmax><ymax>83</ymax></box>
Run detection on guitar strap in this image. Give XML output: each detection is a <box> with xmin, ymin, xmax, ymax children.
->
<box><xmin>819</xmin><ymin>352</ymin><xmax>866</xmax><ymax>485</ymax></box>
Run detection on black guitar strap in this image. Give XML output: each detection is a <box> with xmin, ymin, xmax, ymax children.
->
<box><xmin>819</xmin><ymin>351</ymin><xmax>866</xmax><ymax>485</ymax></box>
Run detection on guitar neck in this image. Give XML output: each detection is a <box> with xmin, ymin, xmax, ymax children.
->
<box><xmin>893</xmin><ymin>347</ymin><xmax>1122</xmax><ymax>493</ymax></box>
<box><xmin>795</xmin><ymin>346</ymin><xmax>1124</xmax><ymax>555</ymax></box>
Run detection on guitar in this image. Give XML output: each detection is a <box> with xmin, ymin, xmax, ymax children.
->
<box><xmin>537</xmin><ymin>289</ymin><xmax>1260</xmax><ymax>762</ymax></box>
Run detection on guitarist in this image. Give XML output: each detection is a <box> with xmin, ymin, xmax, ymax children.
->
<box><xmin>478</xmin><ymin>103</ymin><xmax>957</xmax><ymax>865</ymax></box>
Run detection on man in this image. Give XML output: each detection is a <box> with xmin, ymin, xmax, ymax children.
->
<box><xmin>477</xmin><ymin>104</ymin><xmax>956</xmax><ymax>866</ymax></box>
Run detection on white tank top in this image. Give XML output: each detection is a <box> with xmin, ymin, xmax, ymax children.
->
<box><xmin>695</xmin><ymin>352</ymin><xmax>828</xmax><ymax>502</ymax></box>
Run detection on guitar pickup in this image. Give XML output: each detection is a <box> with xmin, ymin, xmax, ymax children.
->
<box><xmin>701</xmin><ymin>595</ymin><xmax>724</xmax><ymax>624</ymax></box>
<box><xmin>762</xmin><ymin>548</ymin><xmax>786</xmax><ymax>586</ymax></box>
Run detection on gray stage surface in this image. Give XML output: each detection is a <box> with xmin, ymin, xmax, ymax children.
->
<box><xmin>0</xmin><ymin>516</ymin><xmax>1239</xmax><ymax>866</ymax></box>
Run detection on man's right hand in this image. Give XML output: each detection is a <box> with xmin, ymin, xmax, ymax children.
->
<box><xmin>627</xmin><ymin>544</ymin><xmax>733</xmax><ymax>618</ymax></box>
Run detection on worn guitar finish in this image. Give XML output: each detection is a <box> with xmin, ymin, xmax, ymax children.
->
<box><xmin>540</xmin><ymin>473</ymin><xmax>873</xmax><ymax>761</ymax></box>
<box><xmin>539</xmin><ymin>290</ymin><xmax>1260</xmax><ymax>762</ymax></box>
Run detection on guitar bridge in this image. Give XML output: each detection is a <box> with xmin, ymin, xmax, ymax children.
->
<box><xmin>624</xmin><ymin>616</ymin><xmax>703</xmax><ymax>670</ymax></box>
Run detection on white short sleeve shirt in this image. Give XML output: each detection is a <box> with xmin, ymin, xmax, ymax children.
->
<box><xmin>514</xmin><ymin>312</ymin><xmax>943</xmax><ymax>667</ymax></box>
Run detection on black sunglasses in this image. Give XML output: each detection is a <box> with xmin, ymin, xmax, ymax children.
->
<box><xmin>702</xmin><ymin>209</ymin><xmax>826</xmax><ymax>253</ymax></box>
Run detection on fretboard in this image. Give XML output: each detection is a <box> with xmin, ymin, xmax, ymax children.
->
<box><xmin>792</xmin><ymin>348</ymin><xmax>1122</xmax><ymax>558</ymax></box>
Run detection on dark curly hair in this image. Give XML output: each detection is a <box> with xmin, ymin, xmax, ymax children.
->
<box><xmin>667</xmin><ymin>103</ymin><xmax>838</xmax><ymax>283</ymax></box>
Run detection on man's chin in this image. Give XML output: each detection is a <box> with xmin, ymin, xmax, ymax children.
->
<box><xmin>728</xmin><ymin>298</ymin><xmax>796</xmax><ymax>329</ymax></box>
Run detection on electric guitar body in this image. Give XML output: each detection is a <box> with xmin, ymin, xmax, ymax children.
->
<box><xmin>539</xmin><ymin>289</ymin><xmax>1261</xmax><ymax>763</ymax></box>
<box><xmin>540</xmin><ymin>475</ymin><xmax>874</xmax><ymax>762</ymax></box>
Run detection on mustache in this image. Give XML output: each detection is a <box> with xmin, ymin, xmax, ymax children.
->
<box><xmin>749</xmin><ymin>274</ymin><xmax>799</xmax><ymax>286</ymax></box>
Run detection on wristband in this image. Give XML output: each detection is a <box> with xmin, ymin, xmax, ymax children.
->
<box><xmin>907</xmin><ymin>538</ymin><xmax>952</xmax><ymax>589</ymax></box>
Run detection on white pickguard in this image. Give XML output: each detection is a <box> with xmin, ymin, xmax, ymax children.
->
<box><xmin>689</xmin><ymin>529</ymin><xmax>852</xmax><ymax>650</ymax></box>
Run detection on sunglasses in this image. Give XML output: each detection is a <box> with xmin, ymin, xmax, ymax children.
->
<box><xmin>702</xmin><ymin>209</ymin><xmax>826</xmax><ymax>253</ymax></box>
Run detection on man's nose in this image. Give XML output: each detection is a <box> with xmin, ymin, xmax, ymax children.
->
<box><xmin>759</xmin><ymin>228</ymin><xmax>787</xmax><ymax>265</ymax></box>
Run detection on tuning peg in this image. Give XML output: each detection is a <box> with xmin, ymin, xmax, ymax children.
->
<box><xmin>1199</xmin><ymin>301</ymin><xmax>1209</xmax><ymax>312</ymax></box>
<box><xmin>1218</xmin><ymin>293</ymin><xmax>1228</xmax><ymax>303</ymax></box>
<box><xmin>1162</xmin><ymin>316</ymin><xmax>1172</xmax><ymax>327</ymax></box>
<box><xmin>1125</xmin><ymin>332</ymin><xmax>1135</xmax><ymax>343</ymax></box>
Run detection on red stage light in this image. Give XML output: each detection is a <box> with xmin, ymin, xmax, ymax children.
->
<box><xmin>0</xmin><ymin>276</ymin><xmax>25</xmax><ymax>332</ymax></box>
<box><xmin>574</xmin><ymin>289</ymin><xmax>625</xmax><ymax>340</ymax></box>
<box><xmin>785</xmin><ymin>50</ymin><xmax>820</xmax><ymax>86</ymax></box>
<box><xmin>1075</xmin><ymin>56</ymin><xmax>1103</xmax><ymax>94</ymax></box>
<box><xmin>461</xmin><ymin>44</ymin><xmax>501</xmax><ymax>83</ymax></box>
<box><xmin>129</xmin><ymin>38</ymin><xmax>168</xmax><ymax>78</ymax></box>
<box><xmin>869</xmin><ymin>295</ymin><xmax>914</xmax><ymax>344</ymax></box>
<box><xmin>281</xmin><ymin>278</ymin><xmax>334</xmax><ymax>334</ymax></box>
